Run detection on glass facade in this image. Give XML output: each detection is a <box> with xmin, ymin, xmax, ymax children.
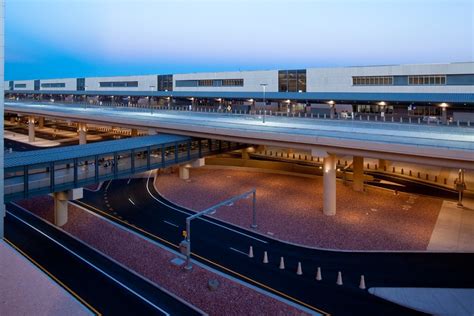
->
<box><xmin>41</xmin><ymin>83</ymin><xmax>66</xmax><ymax>88</ymax></box>
<box><xmin>158</xmin><ymin>75</ymin><xmax>173</xmax><ymax>91</ymax></box>
<box><xmin>278</xmin><ymin>69</ymin><xmax>306</xmax><ymax>92</ymax></box>
<box><xmin>9</xmin><ymin>81</ymin><xmax>13</xmax><ymax>90</ymax></box>
<box><xmin>99</xmin><ymin>81</ymin><xmax>139</xmax><ymax>88</ymax></box>
<box><xmin>34</xmin><ymin>80</ymin><xmax>40</xmax><ymax>91</ymax></box>
<box><xmin>352</xmin><ymin>76</ymin><xmax>393</xmax><ymax>85</ymax></box>
<box><xmin>408</xmin><ymin>75</ymin><xmax>446</xmax><ymax>85</ymax></box>
<box><xmin>77</xmin><ymin>78</ymin><xmax>85</xmax><ymax>91</ymax></box>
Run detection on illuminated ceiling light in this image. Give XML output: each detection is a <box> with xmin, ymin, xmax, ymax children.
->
<box><xmin>248</xmin><ymin>99</ymin><xmax>254</xmax><ymax>102</ymax></box>
<box><xmin>379</xmin><ymin>101</ymin><xmax>386</xmax><ymax>106</ymax></box>
<box><xmin>440</xmin><ymin>102</ymin><xmax>448</xmax><ymax>108</ymax></box>
<box><xmin>328</xmin><ymin>100</ymin><xmax>335</xmax><ymax>105</ymax></box>
<box><xmin>298</xmin><ymin>90</ymin><xmax>303</xmax><ymax>93</ymax></box>
<box><xmin>285</xmin><ymin>99</ymin><xmax>291</xmax><ymax>103</ymax></box>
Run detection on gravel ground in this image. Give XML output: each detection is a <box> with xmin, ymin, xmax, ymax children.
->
<box><xmin>155</xmin><ymin>168</ymin><xmax>442</xmax><ymax>250</ymax></box>
<box><xmin>17</xmin><ymin>197</ymin><xmax>311</xmax><ymax>316</ymax></box>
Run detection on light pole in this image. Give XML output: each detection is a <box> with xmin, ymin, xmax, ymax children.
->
<box><xmin>84</xmin><ymin>85</ymin><xmax>88</xmax><ymax>109</ymax></box>
<box><xmin>260</xmin><ymin>83</ymin><xmax>268</xmax><ymax>123</ymax></box>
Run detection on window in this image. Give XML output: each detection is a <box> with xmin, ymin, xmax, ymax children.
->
<box><xmin>77</xmin><ymin>78</ymin><xmax>85</xmax><ymax>91</ymax></box>
<box><xmin>175</xmin><ymin>78</ymin><xmax>243</xmax><ymax>88</ymax></box>
<box><xmin>14</xmin><ymin>83</ymin><xmax>27</xmax><ymax>88</ymax></box>
<box><xmin>158</xmin><ymin>75</ymin><xmax>173</xmax><ymax>91</ymax></box>
<box><xmin>99</xmin><ymin>81</ymin><xmax>139</xmax><ymax>88</ymax></box>
<box><xmin>41</xmin><ymin>82</ymin><xmax>66</xmax><ymax>88</ymax></box>
<box><xmin>279</xmin><ymin>69</ymin><xmax>306</xmax><ymax>92</ymax></box>
<box><xmin>408</xmin><ymin>75</ymin><xmax>446</xmax><ymax>85</ymax></box>
<box><xmin>352</xmin><ymin>76</ymin><xmax>393</xmax><ymax>85</ymax></box>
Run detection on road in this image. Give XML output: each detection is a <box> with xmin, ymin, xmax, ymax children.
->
<box><xmin>77</xmin><ymin>174</ymin><xmax>474</xmax><ymax>315</ymax></box>
<box><xmin>4</xmin><ymin>203</ymin><xmax>204</xmax><ymax>316</ymax></box>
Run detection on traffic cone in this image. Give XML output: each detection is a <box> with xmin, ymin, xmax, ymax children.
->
<box><xmin>263</xmin><ymin>251</ymin><xmax>269</xmax><ymax>264</ymax></box>
<box><xmin>336</xmin><ymin>271</ymin><xmax>343</xmax><ymax>285</ymax></box>
<box><xmin>297</xmin><ymin>262</ymin><xmax>303</xmax><ymax>275</ymax></box>
<box><xmin>279</xmin><ymin>257</ymin><xmax>285</xmax><ymax>270</ymax></box>
<box><xmin>316</xmin><ymin>267</ymin><xmax>322</xmax><ymax>281</ymax></box>
<box><xmin>248</xmin><ymin>246</ymin><xmax>254</xmax><ymax>258</ymax></box>
<box><xmin>359</xmin><ymin>275</ymin><xmax>366</xmax><ymax>290</ymax></box>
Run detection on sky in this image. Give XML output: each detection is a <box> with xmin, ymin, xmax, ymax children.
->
<box><xmin>5</xmin><ymin>0</ymin><xmax>474</xmax><ymax>80</ymax></box>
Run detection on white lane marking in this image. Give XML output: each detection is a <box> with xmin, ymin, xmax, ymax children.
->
<box><xmin>146</xmin><ymin>172</ymin><xmax>268</xmax><ymax>244</ymax></box>
<box><xmin>128</xmin><ymin>198</ymin><xmax>136</xmax><ymax>206</ymax></box>
<box><xmin>229</xmin><ymin>247</ymin><xmax>248</xmax><ymax>256</ymax></box>
<box><xmin>105</xmin><ymin>180</ymin><xmax>113</xmax><ymax>191</ymax></box>
<box><xmin>163</xmin><ymin>220</ymin><xmax>179</xmax><ymax>228</ymax></box>
<box><xmin>127</xmin><ymin>178</ymin><xmax>132</xmax><ymax>185</ymax></box>
<box><xmin>6</xmin><ymin>210</ymin><xmax>170</xmax><ymax>316</ymax></box>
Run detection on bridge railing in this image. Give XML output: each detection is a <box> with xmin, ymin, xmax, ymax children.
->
<box><xmin>4</xmin><ymin>138</ymin><xmax>247</xmax><ymax>202</ymax></box>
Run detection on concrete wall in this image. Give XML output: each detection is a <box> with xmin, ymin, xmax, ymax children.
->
<box><xmin>173</xmin><ymin>70</ymin><xmax>279</xmax><ymax>92</ymax></box>
<box><xmin>11</xmin><ymin>79</ymin><xmax>34</xmax><ymax>90</ymax></box>
<box><xmin>307</xmin><ymin>63</ymin><xmax>474</xmax><ymax>94</ymax></box>
<box><xmin>85</xmin><ymin>75</ymin><xmax>157</xmax><ymax>92</ymax></box>
<box><xmin>40</xmin><ymin>78</ymin><xmax>77</xmax><ymax>91</ymax></box>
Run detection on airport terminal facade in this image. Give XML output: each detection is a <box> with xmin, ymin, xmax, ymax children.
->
<box><xmin>5</xmin><ymin>62</ymin><xmax>474</xmax><ymax>117</ymax></box>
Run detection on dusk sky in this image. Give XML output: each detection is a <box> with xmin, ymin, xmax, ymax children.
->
<box><xmin>6</xmin><ymin>0</ymin><xmax>473</xmax><ymax>80</ymax></box>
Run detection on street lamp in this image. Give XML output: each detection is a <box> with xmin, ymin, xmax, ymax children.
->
<box><xmin>260</xmin><ymin>83</ymin><xmax>268</xmax><ymax>123</ymax></box>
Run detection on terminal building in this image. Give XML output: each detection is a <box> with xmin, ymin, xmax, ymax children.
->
<box><xmin>5</xmin><ymin>62</ymin><xmax>474</xmax><ymax>119</ymax></box>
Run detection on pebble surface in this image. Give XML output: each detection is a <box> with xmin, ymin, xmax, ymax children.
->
<box><xmin>155</xmin><ymin>168</ymin><xmax>442</xmax><ymax>250</ymax></box>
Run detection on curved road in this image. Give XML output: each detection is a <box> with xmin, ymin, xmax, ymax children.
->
<box><xmin>77</xmin><ymin>175</ymin><xmax>474</xmax><ymax>315</ymax></box>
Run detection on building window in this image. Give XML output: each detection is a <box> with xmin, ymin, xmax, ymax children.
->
<box><xmin>99</xmin><ymin>81</ymin><xmax>139</xmax><ymax>88</ymax></box>
<box><xmin>77</xmin><ymin>78</ymin><xmax>85</xmax><ymax>91</ymax></box>
<box><xmin>14</xmin><ymin>83</ymin><xmax>27</xmax><ymax>88</ymax></box>
<box><xmin>175</xmin><ymin>78</ymin><xmax>244</xmax><ymax>88</ymax></box>
<box><xmin>158</xmin><ymin>75</ymin><xmax>173</xmax><ymax>91</ymax></box>
<box><xmin>408</xmin><ymin>75</ymin><xmax>446</xmax><ymax>85</ymax></box>
<box><xmin>279</xmin><ymin>69</ymin><xmax>306</xmax><ymax>92</ymax></box>
<box><xmin>352</xmin><ymin>76</ymin><xmax>393</xmax><ymax>85</ymax></box>
<box><xmin>41</xmin><ymin>82</ymin><xmax>66</xmax><ymax>88</ymax></box>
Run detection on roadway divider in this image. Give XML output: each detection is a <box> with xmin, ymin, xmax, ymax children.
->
<box><xmin>316</xmin><ymin>267</ymin><xmax>322</xmax><ymax>281</ymax></box>
<box><xmin>263</xmin><ymin>251</ymin><xmax>269</xmax><ymax>263</ymax></box>
<box><xmin>359</xmin><ymin>275</ymin><xmax>366</xmax><ymax>290</ymax></box>
<box><xmin>336</xmin><ymin>271</ymin><xmax>343</xmax><ymax>285</ymax></box>
<box><xmin>297</xmin><ymin>262</ymin><xmax>303</xmax><ymax>275</ymax></box>
<box><xmin>279</xmin><ymin>257</ymin><xmax>285</xmax><ymax>270</ymax></box>
<box><xmin>248</xmin><ymin>246</ymin><xmax>254</xmax><ymax>258</ymax></box>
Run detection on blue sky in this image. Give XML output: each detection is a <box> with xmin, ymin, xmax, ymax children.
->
<box><xmin>5</xmin><ymin>0</ymin><xmax>473</xmax><ymax>80</ymax></box>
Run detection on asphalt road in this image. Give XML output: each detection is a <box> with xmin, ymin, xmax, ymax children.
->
<box><xmin>4</xmin><ymin>203</ymin><xmax>203</xmax><ymax>316</ymax></box>
<box><xmin>78</xmin><ymin>175</ymin><xmax>474</xmax><ymax>315</ymax></box>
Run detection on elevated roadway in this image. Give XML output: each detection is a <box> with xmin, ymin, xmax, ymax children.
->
<box><xmin>5</xmin><ymin>101</ymin><xmax>474</xmax><ymax>169</ymax></box>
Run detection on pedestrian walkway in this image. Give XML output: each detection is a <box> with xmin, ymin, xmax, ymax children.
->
<box><xmin>427</xmin><ymin>198</ymin><xmax>474</xmax><ymax>252</ymax></box>
<box><xmin>0</xmin><ymin>240</ymin><xmax>91</xmax><ymax>316</ymax></box>
<box><xmin>369</xmin><ymin>287</ymin><xmax>474</xmax><ymax>316</ymax></box>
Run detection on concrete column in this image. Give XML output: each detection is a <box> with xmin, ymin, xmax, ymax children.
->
<box><xmin>242</xmin><ymin>149</ymin><xmax>250</xmax><ymax>159</ymax></box>
<box><xmin>53</xmin><ymin>192</ymin><xmax>68</xmax><ymax>227</ymax></box>
<box><xmin>441</xmin><ymin>107</ymin><xmax>447</xmax><ymax>125</ymax></box>
<box><xmin>378</xmin><ymin>159</ymin><xmax>388</xmax><ymax>170</ymax></box>
<box><xmin>38</xmin><ymin>116</ymin><xmax>45</xmax><ymax>129</ymax></box>
<box><xmin>78</xmin><ymin>123</ymin><xmax>87</xmax><ymax>145</ymax></box>
<box><xmin>28</xmin><ymin>116</ymin><xmax>35</xmax><ymax>143</ymax></box>
<box><xmin>179</xmin><ymin>166</ymin><xmax>190</xmax><ymax>180</ymax></box>
<box><xmin>323</xmin><ymin>154</ymin><xmax>337</xmax><ymax>216</ymax></box>
<box><xmin>53</xmin><ymin>189</ymin><xmax>83</xmax><ymax>226</ymax></box>
<box><xmin>131</xmin><ymin>128</ymin><xmax>138</xmax><ymax>137</ymax></box>
<box><xmin>353</xmin><ymin>156</ymin><xmax>364</xmax><ymax>192</ymax></box>
<box><xmin>330</xmin><ymin>105</ymin><xmax>335</xmax><ymax>119</ymax></box>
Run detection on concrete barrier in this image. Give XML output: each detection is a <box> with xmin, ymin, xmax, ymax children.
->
<box><xmin>279</xmin><ymin>257</ymin><xmax>285</xmax><ymax>270</ymax></box>
<box><xmin>263</xmin><ymin>251</ymin><xmax>268</xmax><ymax>264</ymax></box>
<box><xmin>316</xmin><ymin>267</ymin><xmax>322</xmax><ymax>281</ymax></box>
<box><xmin>336</xmin><ymin>271</ymin><xmax>343</xmax><ymax>285</ymax></box>
<box><xmin>248</xmin><ymin>246</ymin><xmax>254</xmax><ymax>258</ymax></box>
<box><xmin>297</xmin><ymin>262</ymin><xmax>303</xmax><ymax>275</ymax></box>
<box><xmin>359</xmin><ymin>275</ymin><xmax>366</xmax><ymax>290</ymax></box>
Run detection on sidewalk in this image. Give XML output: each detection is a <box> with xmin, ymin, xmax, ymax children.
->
<box><xmin>0</xmin><ymin>240</ymin><xmax>91</xmax><ymax>316</ymax></box>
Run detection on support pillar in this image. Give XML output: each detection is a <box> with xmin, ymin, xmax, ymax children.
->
<box><xmin>131</xmin><ymin>128</ymin><xmax>138</xmax><ymax>137</ymax></box>
<box><xmin>53</xmin><ymin>189</ymin><xmax>83</xmax><ymax>227</ymax></box>
<box><xmin>38</xmin><ymin>116</ymin><xmax>45</xmax><ymax>129</ymax></box>
<box><xmin>78</xmin><ymin>122</ymin><xmax>87</xmax><ymax>145</ymax></box>
<box><xmin>323</xmin><ymin>154</ymin><xmax>337</xmax><ymax>216</ymax></box>
<box><xmin>179</xmin><ymin>165</ymin><xmax>190</xmax><ymax>180</ymax></box>
<box><xmin>378</xmin><ymin>159</ymin><xmax>388</xmax><ymax>170</ymax></box>
<box><xmin>353</xmin><ymin>156</ymin><xmax>364</xmax><ymax>192</ymax></box>
<box><xmin>441</xmin><ymin>107</ymin><xmax>447</xmax><ymax>125</ymax></box>
<box><xmin>53</xmin><ymin>192</ymin><xmax>68</xmax><ymax>227</ymax></box>
<box><xmin>28</xmin><ymin>116</ymin><xmax>35</xmax><ymax>143</ymax></box>
<box><xmin>242</xmin><ymin>149</ymin><xmax>250</xmax><ymax>159</ymax></box>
